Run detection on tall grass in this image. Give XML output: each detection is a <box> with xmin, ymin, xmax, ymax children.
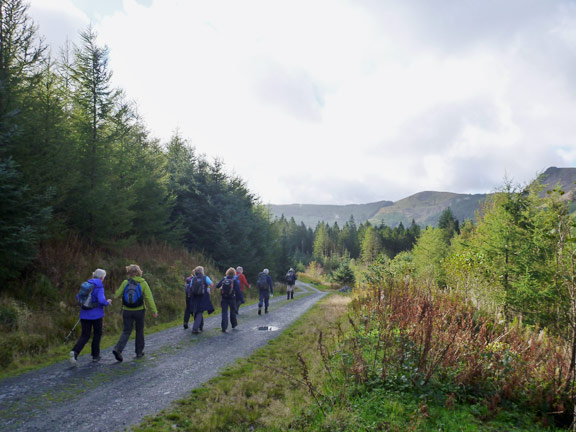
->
<box><xmin>335</xmin><ymin>280</ymin><xmax>573</xmax><ymax>427</ymax></box>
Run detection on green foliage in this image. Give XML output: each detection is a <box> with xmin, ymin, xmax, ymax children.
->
<box><xmin>412</xmin><ymin>226</ymin><xmax>450</xmax><ymax>286</ymax></box>
<box><xmin>0</xmin><ymin>158</ymin><xmax>51</xmax><ymax>282</ymax></box>
<box><xmin>443</xmin><ymin>181</ymin><xmax>576</xmax><ymax>332</ymax></box>
<box><xmin>361</xmin><ymin>224</ymin><xmax>382</xmax><ymax>263</ymax></box>
<box><xmin>331</xmin><ymin>261</ymin><xmax>355</xmax><ymax>287</ymax></box>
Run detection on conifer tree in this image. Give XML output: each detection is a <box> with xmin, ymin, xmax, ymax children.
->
<box><xmin>361</xmin><ymin>225</ymin><xmax>382</xmax><ymax>263</ymax></box>
<box><xmin>66</xmin><ymin>26</ymin><xmax>132</xmax><ymax>242</ymax></box>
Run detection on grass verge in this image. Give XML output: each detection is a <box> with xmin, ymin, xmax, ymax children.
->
<box><xmin>133</xmin><ymin>293</ymin><xmax>351</xmax><ymax>431</ymax></box>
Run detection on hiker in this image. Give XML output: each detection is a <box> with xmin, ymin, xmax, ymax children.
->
<box><xmin>69</xmin><ymin>269</ymin><xmax>112</xmax><ymax>366</ymax></box>
<box><xmin>187</xmin><ymin>266</ymin><xmax>215</xmax><ymax>334</ymax></box>
<box><xmin>257</xmin><ymin>268</ymin><xmax>274</xmax><ymax>315</ymax></box>
<box><xmin>112</xmin><ymin>264</ymin><xmax>158</xmax><ymax>362</ymax></box>
<box><xmin>235</xmin><ymin>266</ymin><xmax>249</xmax><ymax>314</ymax></box>
<box><xmin>285</xmin><ymin>268</ymin><xmax>297</xmax><ymax>300</ymax></box>
<box><xmin>183</xmin><ymin>275</ymin><xmax>192</xmax><ymax>330</ymax></box>
<box><xmin>217</xmin><ymin>267</ymin><xmax>241</xmax><ymax>332</ymax></box>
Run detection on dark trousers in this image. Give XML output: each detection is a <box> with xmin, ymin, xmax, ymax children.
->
<box><xmin>192</xmin><ymin>312</ymin><xmax>204</xmax><ymax>332</ymax></box>
<box><xmin>258</xmin><ymin>290</ymin><xmax>270</xmax><ymax>309</ymax></box>
<box><xmin>236</xmin><ymin>298</ymin><xmax>242</xmax><ymax>313</ymax></box>
<box><xmin>72</xmin><ymin>318</ymin><xmax>103</xmax><ymax>358</ymax></box>
<box><xmin>184</xmin><ymin>295</ymin><xmax>191</xmax><ymax>324</ymax></box>
<box><xmin>115</xmin><ymin>309</ymin><xmax>146</xmax><ymax>355</ymax></box>
<box><xmin>221</xmin><ymin>297</ymin><xmax>237</xmax><ymax>331</ymax></box>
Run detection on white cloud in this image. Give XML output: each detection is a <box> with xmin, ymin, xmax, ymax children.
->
<box><xmin>29</xmin><ymin>0</ymin><xmax>89</xmax><ymax>50</ymax></box>
<box><xmin>29</xmin><ymin>0</ymin><xmax>576</xmax><ymax>204</ymax></box>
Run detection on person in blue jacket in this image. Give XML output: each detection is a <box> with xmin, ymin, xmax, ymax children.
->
<box><xmin>257</xmin><ymin>268</ymin><xmax>274</xmax><ymax>315</ymax></box>
<box><xmin>187</xmin><ymin>266</ymin><xmax>215</xmax><ymax>334</ymax></box>
<box><xmin>70</xmin><ymin>268</ymin><xmax>112</xmax><ymax>366</ymax></box>
<box><xmin>217</xmin><ymin>268</ymin><xmax>241</xmax><ymax>332</ymax></box>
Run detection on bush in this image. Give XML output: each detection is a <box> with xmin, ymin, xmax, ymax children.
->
<box><xmin>0</xmin><ymin>303</ymin><xmax>18</xmax><ymax>330</ymax></box>
<box><xmin>332</xmin><ymin>261</ymin><xmax>355</xmax><ymax>287</ymax></box>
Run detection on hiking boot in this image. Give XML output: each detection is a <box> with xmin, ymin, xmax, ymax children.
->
<box><xmin>112</xmin><ymin>350</ymin><xmax>123</xmax><ymax>362</ymax></box>
<box><xmin>69</xmin><ymin>351</ymin><xmax>77</xmax><ymax>367</ymax></box>
<box><xmin>135</xmin><ymin>353</ymin><xmax>145</xmax><ymax>359</ymax></box>
<box><xmin>92</xmin><ymin>355</ymin><xmax>101</xmax><ymax>363</ymax></box>
<box><xmin>183</xmin><ymin>323</ymin><xmax>188</xmax><ymax>330</ymax></box>
<box><xmin>265</xmin><ymin>308</ymin><xmax>269</xmax><ymax>314</ymax></box>
<box><xmin>258</xmin><ymin>308</ymin><xmax>261</xmax><ymax>315</ymax></box>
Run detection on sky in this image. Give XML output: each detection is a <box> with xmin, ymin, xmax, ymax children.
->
<box><xmin>28</xmin><ymin>0</ymin><xmax>576</xmax><ymax>205</ymax></box>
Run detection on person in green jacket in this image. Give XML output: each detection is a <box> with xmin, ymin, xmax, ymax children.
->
<box><xmin>112</xmin><ymin>264</ymin><xmax>158</xmax><ymax>362</ymax></box>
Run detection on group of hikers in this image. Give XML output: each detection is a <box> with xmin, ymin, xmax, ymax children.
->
<box><xmin>69</xmin><ymin>264</ymin><xmax>298</xmax><ymax>366</ymax></box>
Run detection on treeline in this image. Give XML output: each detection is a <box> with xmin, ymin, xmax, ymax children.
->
<box><xmin>378</xmin><ymin>180</ymin><xmax>576</xmax><ymax>340</ymax></box>
<box><xmin>271</xmin><ymin>215</ymin><xmax>422</xmax><ymax>275</ymax></box>
<box><xmin>0</xmin><ymin>0</ymin><xmax>275</xmax><ymax>283</ymax></box>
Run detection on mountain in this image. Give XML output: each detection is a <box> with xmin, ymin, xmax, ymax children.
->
<box><xmin>368</xmin><ymin>191</ymin><xmax>488</xmax><ymax>227</ymax></box>
<box><xmin>268</xmin><ymin>167</ymin><xmax>576</xmax><ymax>228</ymax></box>
<box><xmin>267</xmin><ymin>201</ymin><xmax>393</xmax><ymax>227</ymax></box>
<box><xmin>537</xmin><ymin>167</ymin><xmax>576</xmax><ymax>199</ymax></box>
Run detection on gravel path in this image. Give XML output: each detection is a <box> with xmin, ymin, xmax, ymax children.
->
<box><xmin>0</xmin><ymin>281</ymin><xmax>325</xmax><ymax>432</ymax></box>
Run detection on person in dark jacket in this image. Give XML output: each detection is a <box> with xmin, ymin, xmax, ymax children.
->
<box><xmin>217</xmin><ymin>267</ymin><xmax>241</xmax><ymax>332</ymax></box>
<box><xmin>257</xmin><ymin>268</ymin><xmax>274</xmax><ymax>315</ymax></box>
<box><xmin>187</xmin><ymin>266</ymin><xmax>215</xmax><ymax>334</ymax></box>
<box><xmin>285</xmin><ymin>268</ymin><xmax>297</xmax><ymax>300</ymax></box>
<box><xmin>183</xmin><ymin>275</ymin><xmax>193</xmax><ymax>329</ymax></box>
<box><xmin>70</xmin><ymin>268</ymin><xmax>112</xmax><ymax>366</ymax></box>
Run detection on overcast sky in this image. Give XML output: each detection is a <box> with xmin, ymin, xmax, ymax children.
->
<box><xmin>29</xmin><ymin>0</ymin><xmax>576</xmax><ymax>205</ymax></box>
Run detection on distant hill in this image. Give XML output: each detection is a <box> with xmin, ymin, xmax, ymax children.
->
<box><xmin>537</xmin><ymin>167</ymin><xmax>576</xmax><ymax>200</ymax></box>
<box><xmin>368</xmin><ymin>191</ymin><xmax>488</xmax><ymax>227</ymax></box>
<box><xmin>268</xmin><ymin>167</ymin><xmax>576</xmax><ymax>228</ymax></box>
<box><xmin>267</xmin><ymin>201</ymin><xmax>393</xmax><ymax>227</ymax></box>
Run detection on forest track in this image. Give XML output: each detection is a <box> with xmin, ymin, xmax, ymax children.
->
<box><xmin>0</xmin><ymin>281</ymin><xmax>324</xmax><ymax>432</ymax></box>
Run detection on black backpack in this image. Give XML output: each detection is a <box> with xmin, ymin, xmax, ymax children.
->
<box><xmin>122</xmin><ymin>279</ymin><xmax>144</xmax><ymax>308</ymax></box>
<box><xmin>286</xmin><ymin>271</ymin><xmax>296</xmax><ymax>284</ymax></box>
<box><xmin>189</xmin><ymin>275</ymin><xmax>206</xmax><ymax>297</ymax></box>
<box><xmin>220</xmin><ymin>278</ymin><xmax>235</xmax><ymax>298</ymax></box>
<box><xmin>257</xmin><ymin>273</ymin><xmax>268</xmax><ymax>290</ymax></box>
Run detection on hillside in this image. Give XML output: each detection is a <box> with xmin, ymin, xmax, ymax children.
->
<box><xmin>369</xmin><ymin>191</ymin><xmax>488</xmax><ymax>227</ymax></box>
<box><xmin>537</xmin><ymin>166</ymin><xmax>576</xmax><ymax>199</ymax></box>
<box><xmin>267</xmin><ymin>200</ymin><xmax>393</xmax><ymax>227</ymax></box>
<box><xmin>268</xmin><ymin>167</ymin><xmax>576</xmax><ymax>228</ymax></box>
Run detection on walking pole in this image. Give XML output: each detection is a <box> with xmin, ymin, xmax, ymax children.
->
<box><xmin>64</xmin><ymin>319</ymin><xmax>81</xmax><ymax>343</ymax></box>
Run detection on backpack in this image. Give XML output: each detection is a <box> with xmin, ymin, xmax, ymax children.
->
<box><xmin>77</xmin><ymin>281</ymin><xmax>98</xmax><ymax>309</ymax></box>
<box><xmin>189</xmin><ymin>275</ymin><xmax>206</xmax><ymax>297</ymax></box>
<box><xmin>184</xmin><ymin>277</ymin><xmax>193</xmax><ymax>297</ymax></box>
<box><xmin>286</xmin><ymin>271</ymin><xmax>296</xmax><ymax>284</ymax></box>
<box><xmin>257</xmin><ymin>273</ymin><xmax>268</xmax><ymax>290</ymax></box>
<box><xmin>221</xmin><ymin>277</ymin><xmax>235</xmax><ymax>298</ymax></box>
<box><xmin>122</xmin><ymin>279</ymin><xmax>144</xmax><ymax>307</ymax></box>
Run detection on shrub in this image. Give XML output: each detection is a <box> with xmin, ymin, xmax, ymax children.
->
<box><xmin>336</xmin><ymin>279</ymin><xmax>572</xmax><ymax>426</ymax></box>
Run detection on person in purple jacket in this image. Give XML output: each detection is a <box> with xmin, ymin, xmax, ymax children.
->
<box><xmin>69</xmin><ymin>269</ymin><xmax>112</xmax><ymax>366</ymax></box>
